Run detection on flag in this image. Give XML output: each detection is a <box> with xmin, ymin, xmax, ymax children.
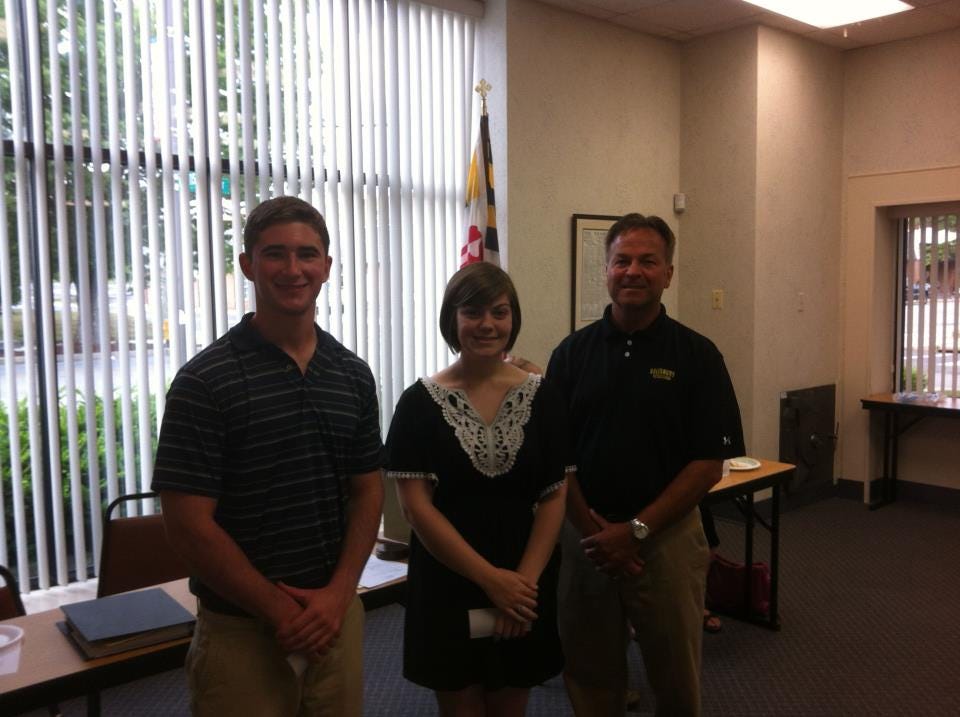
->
<box><xmin>461</xmin><ymin>113</ymin><xmax>500</xmax><ymax>267</ymax></box>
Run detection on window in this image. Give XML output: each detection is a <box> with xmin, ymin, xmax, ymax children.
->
<box><xmin>895</xmin><ymin>204</ymin><xmax>959</xmax><ymax>396</ymax></box>
<box><xmin>0</xmin><ymin>0</ymin><xmax>478</xmax><ymax>591</ymax></box>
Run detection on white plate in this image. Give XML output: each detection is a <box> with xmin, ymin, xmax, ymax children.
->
<box><xmin>0</xmin><ymin>624</ymin><xmax>24</xmax><ymax>649</ymax></box>
<box><xmin>728</xmin><ymin>456</ymin><xmax>761</xmax><ymax>471</ymax></box>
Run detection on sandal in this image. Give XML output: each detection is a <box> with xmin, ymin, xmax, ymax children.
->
<box><xmin>703</xmin><ymin>610</ymin><xmax>722</xmax><ymax>633</ymax></box>
<box><xmin>625</xmin><ymin>689</ymin><xmax>643</xmax><ymax>712</ymax></box>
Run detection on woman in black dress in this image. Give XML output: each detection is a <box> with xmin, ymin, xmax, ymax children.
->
<box><xmin>385</xmin><ymin>263</ymin><xmax>568</xmax><ymax>716</ymax></box>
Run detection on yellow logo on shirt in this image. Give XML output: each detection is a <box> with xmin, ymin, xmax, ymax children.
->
<box><xmin>650</xmin><ymin>368</ymin><xmax>675</xmax><ymax>381</ymax></box>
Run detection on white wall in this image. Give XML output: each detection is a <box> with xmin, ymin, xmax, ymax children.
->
<box><xmin>679</xmin><ymin>27</ymin><xmax>759</xmax><ymax>447</ymax></box>
<box><xmin>843</xmin><ymin>28</ymin><xmax>960</xmax><ymax>176</ymax></box>
<box><xmin>483</xmin><ymin>0</ymin><xmax>682</xmax><ymax>369</ymax></box>
<box><xmin>477</xmin><ymin>5</ymin><xmax>960</xmax><ymax>493</ymax></box>
<box><xmin>840</xmin><ymin>28</ymin><xmax>960</xmax><ymax>495</ymax></box>
<box><xmin>679</xmin><ymin>26</ymin><xmax>843</xmax><ymax>458</ymax></box>
<box><xmin>753</xmin><ymin>27</ymin><xmax>843</xmax><ymax>459</ymax></box>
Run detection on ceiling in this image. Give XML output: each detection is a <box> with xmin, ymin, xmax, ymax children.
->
<box><xmin>535</xmin><ymin>0</ymin><xmax>960</xmax><ymax>48</ymax></box>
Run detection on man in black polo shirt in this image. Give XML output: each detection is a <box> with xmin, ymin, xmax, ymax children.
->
<box><xmin>153</xmin><ymin>196</ymin><xmax>384</xmax><ymax>716</ymax></box>
<box><xmin>547</xmin><ymin>213</ymin><xmax>743</xmax><ymax>716</ymax></box>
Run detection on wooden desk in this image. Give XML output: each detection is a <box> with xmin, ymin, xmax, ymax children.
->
<box><xmin>0</xmin><ymin>572</ymin><xmax>407</xmax><ymax>716</ymax></box>
<box><xmin>860</xmin><ymin>393</ymin><xmax>960</xmax><ymax>509</ymax></box>
<box><xmin>705</xmin><ymin>459</ymin><xmax>795</xmax><ymax>630</ymax></box>
<box><xmin>0</xmin><ymin>579</ymin><xmax>194</xmax><ymax>716</ymax></box>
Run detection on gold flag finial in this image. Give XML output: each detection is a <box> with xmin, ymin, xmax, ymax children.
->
<box><xmin>475</xmin><ymin>79</ymin><xmax>492</xmax><ymax>116</ymax></box>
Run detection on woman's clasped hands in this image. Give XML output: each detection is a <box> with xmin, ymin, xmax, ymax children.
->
<box><xmin>479</xmin><ymin>566</ymin><xmax>538</xmax><ymax>641</ymax></box>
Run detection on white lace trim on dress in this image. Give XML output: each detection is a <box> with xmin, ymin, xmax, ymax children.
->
<box><xmin>538</xmin><ymin>478</ymin><xmax>566</xmax><ymax>500</ymax></box>
<box><xmin>387</xmin><ymin>470</ymin><xmax>439</xmax><ymax>483</ymax></box>
<box><xmin>421</xmin><ymin>373</ymin><xmax>540</xmax><ymax>479</ymax></box>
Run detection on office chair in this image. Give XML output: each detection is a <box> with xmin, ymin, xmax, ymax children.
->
<box><xmin>0</xmin><ymin>564</ymin><xmax>26</xmax><ymax>620</ymax></box>
<box><xmin>85</xmin><ymin>493</ymin><xmax>191</xmax><ymax>716</ymax></box>
<box><xmin>97</xmin><ymin>491</ymin><xmax>190</xmax><ymax>598</ymax></box>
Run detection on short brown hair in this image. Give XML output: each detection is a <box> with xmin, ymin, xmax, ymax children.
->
<box><xmin>439</xmin><ymin>263</ymin><xmax>522</xmax><ymax>353</ymax></box>
<box><xmin>605</xmin><ymin>213</ymin><xmax>676</xmax><ymax>264</ymax></box>
<box><xmin>243</xmin><ymin>196</ymin><xmax>330</xmax><ymax>254</ymax></box>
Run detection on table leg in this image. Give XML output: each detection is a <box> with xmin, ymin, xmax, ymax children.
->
<box><xmin>882</xmin><ymin>411</ymin><xmax>892</xmax><ymax>504</ymax></box>
<box><xmin>743</xmin><ymin>492</ymin><xmax>755</xmax><ymax>619</ymax></box>
<box><xmin>768</xmin><ymin>481</ymin><xmax>781</xmax><ymax>629</ymax></box>
<box><xmin>890</xmin><ymin>410</ymin><xmax>899</xmax><ymax>502</ymax></box>
<box><xmin>86</xmin><ymin>691</ymin><xmax>101</xmax><ymax>717</ymax></box>
<box><xmin>870</xmin><ymin>410</ymin><xmax>895</xmax><ymax>510</ymax></box>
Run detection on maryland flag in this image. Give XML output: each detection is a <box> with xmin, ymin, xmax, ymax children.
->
<box><xmin>461</xmin><ymin>113</ymin><xmax>500</xmax><ymax>267</ymax></box>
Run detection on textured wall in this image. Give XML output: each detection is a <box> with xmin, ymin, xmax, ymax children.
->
<box><xmin>753</xmin><ymin>27</ymin><xmax>843</xmax><ymax>459</ymax></box>
<box><xmin>495</xmin><ymin>0</ymin><xmax>682</xmax><ymax>369</ymax></box>
<box><xmin>844</xmin><ymin>28</ymin><xmax>960</xmax><ymax>176</ymax></box>
<box><xmin>841</xmin><ymin>28</ymin><xmax>960</xmax><ymax>494</ymax></box>
<box><xmin>475</xmin><ymin>4</ymin><xmax>960</xmax><ymax>494</ymax></box>
<box><xmin>678</xmin><ymin>26</ymin><xmax>843</xmax><ymax>460</ymax></box>
<box><xmin>679</xmin><ymin>27</ymin><xmax>759</xmax><ymax>449</ymax></box>
<box><xmin>841</xmin><ymin>168</ymin><xmax>960</xmax><ymax>494</ymax></box>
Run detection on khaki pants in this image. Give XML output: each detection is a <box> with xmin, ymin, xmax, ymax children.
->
<box><xmin>186</xmin><ymin>595</ymin><xmax>364</xmax><ymax>717</ymax></box>
<box><xmin>558</xmin><ymin>509</ymin><xmax>709</xmax><ymax>717</ymax></box>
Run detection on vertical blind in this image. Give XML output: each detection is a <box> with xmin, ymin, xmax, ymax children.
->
<box><xmin>897</xmin><ymin>209</ymin><xmax>960</xmax><ymax>397</ymax></box>
<box><xmin>0</xmin><ymin>0</ymin><xmax>477</xmax><ymax>592</ymax></box>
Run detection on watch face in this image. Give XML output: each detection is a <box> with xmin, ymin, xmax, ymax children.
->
<box><xmin>631</xmin><ymin>519</ymin><xmax>649</xmax><ymax>540</ymax></box>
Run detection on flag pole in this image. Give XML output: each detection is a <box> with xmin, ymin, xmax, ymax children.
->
<box><xmin>461</xmin><ymin>79</ymin><xmax>500</xmax><ymax>268</ymax></box>
<box><xmin>475</xmin><ymin>78</ymin><xmax>491</xmax><ymax>116</ymax></box>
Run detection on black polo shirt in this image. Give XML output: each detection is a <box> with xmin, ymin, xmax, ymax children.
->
<box><xmin>546</xmin><ymin>305</ymin><xmax>744</xmax><ymax>521</ymax></box>
<box><xmin>152</xmin><ymin>313</ymin><xmax>384</xmax><ymax>614</ymax></box>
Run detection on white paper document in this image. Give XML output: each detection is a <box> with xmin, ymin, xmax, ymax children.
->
<box><xmin>468</xmin><ymin>608</ymin><xmax>499</xmax><ymax>639</ymax></box>
<box><xmin>286</xmin><ymin>652</ymin><xmax>309</xmax><ymax>678</ymax></box>
<box><xmin>358</xmin><ymin>555</ymin><xmax>408</xmax><ymax>589</ymax></box>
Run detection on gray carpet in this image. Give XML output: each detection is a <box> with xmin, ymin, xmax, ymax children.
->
<box><xmin>21</xmin><ymin>497</ymin><xmax>960</xmax><ymax>716</ymax></box>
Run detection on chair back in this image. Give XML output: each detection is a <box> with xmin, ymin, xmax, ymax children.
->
<box><xmin>0</xmin><ymin>564</ymin><xmax>26</xmax><ymax>619</ymax></box>
<box><xmin>97</xmin><ymin>492</ymin><xmax>190</xmax><ymax>598</ymax></box>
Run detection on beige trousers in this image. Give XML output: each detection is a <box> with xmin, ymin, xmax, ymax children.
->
<box><xmin>558</xmin><ymin>509</ymin><xmax>709</xmax><ymax>717</ymax></box>
<box><xmin>186</xmin><ymin>595</ymin><xmax>364</xmax><ymax>717</ymax></box>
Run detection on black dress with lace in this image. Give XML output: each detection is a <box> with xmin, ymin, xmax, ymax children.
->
<box><xmin>385</xmin><ymin>374</ymin><xmax>568</xmax><ymax>691</ymax></box>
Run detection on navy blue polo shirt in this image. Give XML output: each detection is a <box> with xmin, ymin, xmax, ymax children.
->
<box><xmin>546</xmin><ymin>305</ymin><xmax>744</xmax><ymax>521</ymax></box>
<box><xmin>152</xmin><ymin>313</ymin><xmax>384</xmax><ymax>614</ymax></box>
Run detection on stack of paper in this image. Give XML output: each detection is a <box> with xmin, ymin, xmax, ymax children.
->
<box><xmin>359</xmin><ymin>555</ymin><xmax>408</xmax><ymax>589</ymax></box>
<box><xmin>58</xmin><ymin>587</ymin><xmax>195</xmax><ymax>659</ymax></box>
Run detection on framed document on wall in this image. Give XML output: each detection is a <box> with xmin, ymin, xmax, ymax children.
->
<box><xmin>571</xmin><ymin>214</ymin><xmax>619</xmax><ymax>331</ymax></box>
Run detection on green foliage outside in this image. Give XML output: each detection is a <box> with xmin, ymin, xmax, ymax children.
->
<box><xmin>921</xmin><ymin>239</ymin><xmax>957</xmax><ymax>268</ymax></box>
<box><xmin>0</xmin><ymin>0</ymin><xmax>254</xmax><ymax>587</ymax></box>
<box><xmin>913</xmin><ymin>215</ymin><xmax>958</xmax><ymax>267</ymax></box>
<box><xmin>900</xmin><ymin>367</ymin><xmax>928</xmax><ymax>393</ymax></box>
<box><xmin>0</xmin><ymin>390</ymin><xmax>158</xmax><ymax>583</ymax></box>
<box><xmin>0</xmin><ymin>0</ymin><xmax>241</xmax><ymax>308</ymax></box>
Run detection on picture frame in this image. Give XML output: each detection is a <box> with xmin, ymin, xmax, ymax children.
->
<box><xmin>571</xmin><ymin>214</ymin><xmax>619</xmax><ymax>331</ymax></box>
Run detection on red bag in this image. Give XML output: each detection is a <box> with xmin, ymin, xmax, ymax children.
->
<box><xmin>705</xmin><ymin>553</ymin><xmax>771</xmax><ymax>617</ymax></box>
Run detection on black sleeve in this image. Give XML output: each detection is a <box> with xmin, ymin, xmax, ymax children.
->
<box><xmin>532</xmin><ymin>379</ymin><xmax>575</xmax><ymax>498</ymax></box>
<box><xmin>687</xmin><ymin>346</ymin><xmax>746</xmax><ymax>460</ymax></box>
<box><xmin>384</xmin><ymin>382</ymin><xmax>435</xmax><ymax>480</ymax></box>
<box><xmin>545</xmin><ymin>339</ymin><xmax>572</xmax><ymax>407</ymax></box>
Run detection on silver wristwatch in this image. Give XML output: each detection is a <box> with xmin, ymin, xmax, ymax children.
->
<box><xmin>629</xmin><ymin>517</ymin><xmax>650</xmax><ymax>541</ymax></box>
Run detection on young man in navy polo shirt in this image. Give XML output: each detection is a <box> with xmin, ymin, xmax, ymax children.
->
<box><xmin>153</xmin><ymin>196</ymin><xmax>384</xmax><ymax>716</ymax></box>
<box><xmin>547</xmin><ymin>213</ymin><xmax>744</xmax><ymax>716</ymax></box>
